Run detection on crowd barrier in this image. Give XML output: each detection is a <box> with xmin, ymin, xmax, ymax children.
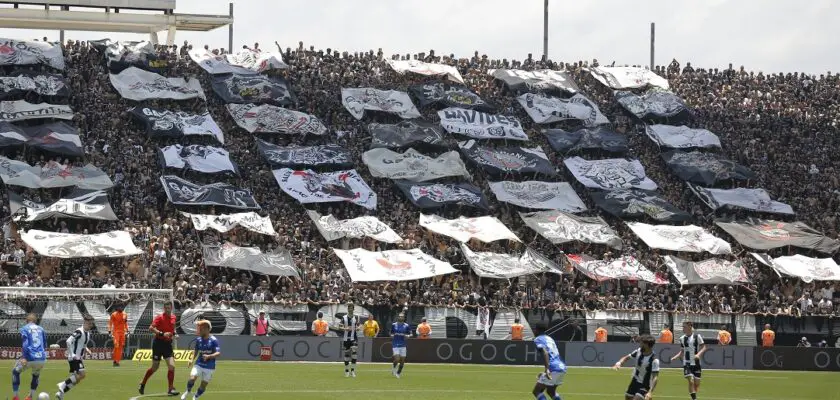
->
<box><xmin>753</xmin><ymin>347</ymin><xmax>840</xmax><ymax>371</ymax></box>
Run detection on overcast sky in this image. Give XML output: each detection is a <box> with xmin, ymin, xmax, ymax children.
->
<box><xmin>0</xmin><ymin>0</ymin><xmax>835</xmax><ymax>74</ymax></box>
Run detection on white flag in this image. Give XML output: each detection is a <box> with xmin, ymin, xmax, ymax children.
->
<box><xmin>307</xmin><ymin>210</ymin><xmax>402</xmax><ymax>243</ymax></box>
<box><xmin>333</xmin><ymin>248</ymin><xmax>456</xmax><ymax>282</ymax></box>
<box><xmin>626</xmin><ymin>222</ymin><xmax>732</xmax><ymax>255</ymax></box>
<box><xmin>419</xmin><ymin>214</ymin><xmax>520</xmax><ymax>243</ymax></box>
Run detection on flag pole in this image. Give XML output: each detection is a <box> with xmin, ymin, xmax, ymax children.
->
<box><xmin>543</xmin><ymin>0</ymin><xmax>549</xmax><ymax>62</ymax></box>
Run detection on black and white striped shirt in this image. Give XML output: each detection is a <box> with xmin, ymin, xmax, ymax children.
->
<box><xmin>66</xmin><ymin>327</ymin><xmax>91</xmax><ymax>361</ymax></box>
<box><xmin>341</xmin><ymin>315</ymin><xmax>359</xmax><ymax>342</ymax></box>
<box><xmin>629</xmin><ymin>349</ymin><xmax>660</xmax><ymax>386</ymax></box>
<box><xmin>679</xmin><ymin>333</ymin><xmax>704</xmax><ymax>366</ymax></box>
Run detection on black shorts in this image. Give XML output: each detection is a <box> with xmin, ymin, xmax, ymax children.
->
<box><xmin>152</xmin><ymin>339</ymin><xmax>174</xmax><ymax>361</ymax></box>
<box><xmin>683</xmin><ymin>364</ymin><xmax>702</xmax><ymax>379</ymax></box>
<box><xmin>68</xmin><ymin>360</ymin><xmax>85</xmax><ymax>374</ymax></box>
<box><xmin>343</xmin><ymin>339</ymin><xmax>357</xmax><ymax>350</ymax></box>
<box><xmin>625</xmin><ymin>380</ymin><xmax>650</xmax><ymax>398</ymax></box>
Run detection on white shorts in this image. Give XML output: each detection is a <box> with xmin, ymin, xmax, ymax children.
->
<box><xmin>537</xmin><ymin>371</ymin><xmax>565</xmax><ymax>387</ymax></box>
<box><xmin>190</xmin><ymin>365</ymin><xmax>215</xmax><ymax>383</ymax></box>
<box><xmin>16</xmin><ymin>360</ymin><xmax>45</xmax><ymax>373</ymax></box>
<box><xmin>392</xmin><ymin>347</ymin><xmax>407</xmax><ymax>357</ymax></box>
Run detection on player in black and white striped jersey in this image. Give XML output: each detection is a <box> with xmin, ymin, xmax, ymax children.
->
<box><xmin>55</xmin><ymin>314</ymin><xmax>94</xmax><ymax>400</ymax></box>
<box><xmin>612</xmin><ymin>334</ymin><xmax>660</xmax><ymax>400</ymax></box>
<box><xmin>670</xmin><ymin>321</ymin><xmax>707</xmax><ymax>400</ymax></box>
<box><xmin>339</xmin><ymin>303</ymin><xmax>361</xmax><ymax>378</ymax></box>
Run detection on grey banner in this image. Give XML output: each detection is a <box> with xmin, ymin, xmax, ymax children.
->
<box><xmin>565</xmin><ymin>342</ymin><xmax>753</xmax><ymax>370</ymax></box>
<box><xmin>176</xmin><ymin>335</ymin><xmax>372</xmax><ymax>362</ymax></box>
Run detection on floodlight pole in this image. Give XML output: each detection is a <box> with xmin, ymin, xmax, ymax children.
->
<box><xmin>650</xmin><ymin>22</ymin><xmax>655</xmax><ymax>70</ymax></box>
<box><xmin>543</xmin><ymin>0</ymin><xmax>549</xmax><ymax>61</ymax></box>
<box><xmin>228</xmin><ymin>2</ymin><xmax>234</xmax><ymax>54</ymax></box>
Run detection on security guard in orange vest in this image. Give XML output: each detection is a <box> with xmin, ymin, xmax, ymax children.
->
<box><xmin>416</xmin><ymin>317</ymin><xmax>432</xmax><ymax>339</ymax></box>
<box><xmin>510</xmin><ymin>318</ymin><xmax>525</xmax><ymax>340</ymax></box>
<box><xmin>312</xmin><ymin>312</ymin><xmax>329</xmax><ymax>336</ymax></box>
<box><xmin>718</xmin><ymin>325</ymin><xmax>732</xmax><ymax>345</ymax></box>
<box><xmin>594</xmin><ymin>326</ymin><xmax>608</xmax><ymax>343</ymax></box>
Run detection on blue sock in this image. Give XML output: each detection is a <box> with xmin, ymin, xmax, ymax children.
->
<box><xmin>186</xmin><ymin>379</ymin><xmax>195</xmax><ymax>393</ymax></box>
<box><xmin>536</xmin><ymin>394</ymin><xmax>547</xmax><ymax>400</ymax></box>
<box><xmin>196</xmin><ymin>387</ymin><xmax>205</xmax><ymax>398</ymax></box>
<box><xmin>11</xmin><ymin>367</ymin><xmax>21</xmax><ymax>393</ymax></box>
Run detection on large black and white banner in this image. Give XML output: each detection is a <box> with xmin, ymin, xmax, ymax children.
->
<box><xmin>110</xmin><ymin>67</ymin><xmax>205</xmax><ymax>101</ymax></box>
<box><xmin>160</xmin><ymin>175</ymin><xmax>260</xmax><ymax>210</ymax></box>
<box><xmin>519</xmin><ymin>210</ymin><xmax>623</xmax><ymax>249</ymax></box>
<box><xmin>438</xmin><ymin>108</ymin><xmax>528</xmax><ymax>141</ymax></box>
<box><xmin>517</xmin><ymin>93</ymin><xmax>609</xmax><ymax>126</ymax></box>
<box><xmin>257</xmin><ymin>139</ymin><xmax>352</xmax><ymax>168</ymax></box>
<box><xmin>626</xmin><ymin>222</ymin><xmax>732</xmax><ymax>254</ymax></box>
<box><xmin>419</xmin><ymin>214</ymin><xmax>520</xmax><ymax>243</ymax></box>
<box><xmin>752</xmin><ymin>254</ymin><xmax>840</xmax><ymax>282</ymax></box>
<box><xmin>0</xmin><ymin>71</ymin><xmax>69</xmax><ymax>99</ymax></box>
<box><xmin>0</xmin><ymin>39</ymin><xmax>65</xmax><ymax>70</ymax></box>
<box><xmin>0</xmin><ymin>100</ymin><xmax>73</xmax><ymax>122</ymax></box>
<box><xmin>227</xmin><ymin>104</ymin><xmax>327</xmax><ymax>136</ymax></box>
<box><xmin>89</xmin><ymin>39</ymin><xmax>165</xmax><ymax>73</ymax></box>
<box><xmin>181</xmin><ymin>211</ymin><xmax>276</xmax><ymax>236</ymax></box>
<box><xmin>488</xmin><ymin>181</ymin><xmax>587</xmax><ymax>212</ymax></box>
<box><xmin>20</xmin><ymin>230</ymin><xmax>141</xmax><ymax>259</ymax></box>
<box><xmin>544</xmin><ymin>127</ymin><xmax>628</xmax><ymax>153</ymax></box>
<box><xmin>459</xmin><ymin>140</ymin><xmax>556</xmax><ymax>176</ymax></box>
<box><xmin>203</xmin><ymin>243</ymin><xmax>298</xmax><ymax>278</ymax></box>
<box><xmin>662</xmin><ymin>256</ymin><xmax>749</xmax><ymax>286</ymax></box>
<box><xmin>362</xmin><ymin>148</ymin><xmax>469</xmax><ymax>181</ymax></box>
<box><xmin>409</xmin><ymin>82</ymin><xmax>493</xmax><ymax>111</ymax></box>
<box><xmin>130</xmin><ymin>106</ymin><xmax>224</xmax><ymax>143</ymax></box>
<box><xmin>460</xmin><ymin>244</ymin><xmax>564</xmax><ymax>279</ymax></box>
<box><xmin>566</xmin><ymin>254</ymin><xmax>665</xmax><ymax>284</ymax></box>
<box><xmin>341</xmin><ymin>88</ymin><xmax>421</xmax><ymax>120</ymax></box>
<box><xmin>0</xmin><ymin>121</ymin><xmax>83</xmax><ymax>156</ymax></box>
<box><xmin>190</xmin><ymin>49</ymin><xmax>287</xmax><ymax>75</ymax></box>
<box><xmin>488</xmin><ymin>69</ymin><xmax>579</xmax><ymax>93</ymax></box>
<box><xmin>395</xmin><ymin>181</ymin><xmax>488</xmax><ymax>209</ymax></box>
<box><xmin>0</xmin><ymin>157</ymin><xmax>113</xmax><ymax>190</ymax></box>
<box><xmin>386</xmin><ymin>59</ymin><xmax>465</xmax><ymax>84</ymax></box>
<box><xmin>589</xmin><ymin>66</ymin><xmax>670</xmax><ymax>90</ymax></box>
<box><xmin>564</xmin><ymin>157</ymin><xmax>658</xmax><ymax>190</ymax></box>
<box><xmin>662</xmin><ymin>151</ymin><xmax>756</xmax><ymax>185</ymax></box>
<box><xmin>211</xmin><ymin>74</ymin><xmax>293</xmax><ymax>105</ymax></box>
<box><xmin>616</xmin><ymin>89</ymin><xmax>689</xmax><ymax>120</ymax></box>
<box><xmin>159</xmin><ymin>145</ymin><xmax>239</xmax><ymax>174</ymax></box>
<box><xmin>9</xmin><ymin>189</ymin><xmax>118</xmax><ymax>221</ymax></box>
<box><xmin>333</xmin><ymin>248</ymin><xmax>456</xmax><ymax>282</ymax></box>
<box><xmin>369</xmin><ymin>120</ymin><xmax>448</xmax><ymax>149</ymax></box>
<box><xmin>715</xmin><ymin>218</ymin><xmax>840</xmax><ymax>254</ymax></box>
<box><xmin>590</xmin><ymin>189</ymin><xmax>691</xmax><ymax>222</ymax></box>
<box><xmin>645</xmin><ymin>125</ymin><xmax>721</xmax><ymax>149</ymax></box>
<box><xmin>307</xmin><ymin>210</ymin><xmax>402</xmax><ymax>243</ymax></box>
<box><xmin>272</xmin><ymin>169</ymin><xmax>377</xmax><ymax>210</ymax></box>
<box><xmin>688</xmin><ymin>185</ymin><xmax>793</xmax><ymax>215</ymax></box>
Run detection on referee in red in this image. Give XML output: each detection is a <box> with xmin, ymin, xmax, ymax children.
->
<box><xmin>138</xmin><ymin>302</ymin><xmax>179</xmax><ymax>396</ymax></box>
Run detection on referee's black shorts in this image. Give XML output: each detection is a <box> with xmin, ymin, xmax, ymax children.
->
<box><xmin>152</xmin><ymin>339</ymin><xmax>174</xmax><ymax>361</ymax></box>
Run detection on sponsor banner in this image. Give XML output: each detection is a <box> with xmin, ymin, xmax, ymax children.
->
<box><xmin>715</xmin><ymin>218</ymin><xmax>839</xmax><ymax>254</ymax></box>
<box><xmin>371</xmin><ymin>338</ymin><xmax>547</xmax><ymax>365</ymax></box>
<box><xmin>567</xmin><ymin>254</ymin><xmax>666</xmax><ymax>284</ymax></box>
<box><xmin>460</xmin><ymin>244</ymin><xmax>564</xmax><ymax>279</ymax></box>
<box><xmin>0</xmin><ymin>157</ymin><xmax>113</xmax><ymax>190</ymax></box>
<box><xmin>564</xmin><ymin>157</ymin><xmax>658</xmax><ymax>191</ymax></box>
<box><xmin>409</xmin><ymin>82</ymin><xmax>492</xmax><ymax>111</ymax></box>
<box><xmin>257</xmin><ymin>139</ymin><xmax>352</xmax><ymax>168</ymax></box>
<box><xmin>307</xmin><ymin>210</ymin><xmax>402</xmax><ymax>243</ymax></box>
<box><xmin>181</xmin><ymin>211</ymin><xmax>276</xmax><ymax>236</ymax></box>
<box><xmin>488</xmin><ymin>69</ymin><xmax>580</xmax><ymax>94</ymax></box>
<box><xmin>645</xmin><ymin>125</ymin><xmax>721</xmax><ymax>149</ymax></box>
<box><xmin>341</xmin><ymin>88</ymin><xmax>421</xmax><ymax>120</ymax></box>
<box><xmin>190</xmin><ymin>49</ymin><xmax>287</xmax><ymax>75</ymax></box>
<box><xmin>544</xmin><ymin>126</ymin><xmax>628</xmax><ymax>153</ymax></box>
<box><xmin>369</xmin><ymin>120</ymin><xmax>448</xmax><ymax>149</ymax></box>
<box><xmin>203</xmin><ymin>243</ymin><xmax>298</xmax><ymax>277</ymax></box>
<box><xmin>0</xmin><ymin>38</ymin><xmax>65</xmax><ymax>70</ymax></box>
<box><xmin>565</xmin><ymin>343</ymin><xmax>752</xmax><ymax>370</ymax></box>
<box><xmin>272</xmin><ymin>168</ymin><xmax>377</xmax><ymax>210</ymax></box>
<box><xmin>10</xmin><ymin>189</ymin><xmax>118</xmax><ymax>221</ymax></box>
<box><xmin>590</xmin><ymin>189</ymin><xmax>691</xmax><ymax>223</ymax></box>
<box><xmin>333</xmin><ymin>248</ymin><xmax>456</xmax><ymax>282</ymax></box>
<box><xmin>517</xmin><ymin>93</ymin><xmax>608</xmax><ymax>126</ymax></box>
<box><xmin>0</xmin><ymin>121</ymin><xmax>83</xmax><ymax>156</ymax></box>
<box><xmin>133</xmin><ymin>349</ymin><xmax>193</xmax><ymax>362</ymax></box>
<box><xmin>362</xmin><ymin>148</ymin><xmax>468</xmax><ymax>182</ymax></box>
<box><xmin>438</xmin><ymin>108</ymin><xmax>527</xmax><ymax>141</ymax></box>
<box><xmin>130</xmin><ymin>106</ymin><xmax>224</xmax><ymax>144</ymax></box>
<box><xmin>419</xmin><ymin>214</ymin><xmax>520</xmax><ymax>243</ymax></box>
<box><xmin>663</xmin><ymin>255</ymin><xmax>749</xmax><ymax>285</ymax></box>
<box><xmin>689</xmin><ymin>184</ymin><xmax>793</xmax><ymax>215</ymax></box>
<box><xmin>190</xmin><ymin>336</ymin><xmax>371</xmax><ymax>362</ymax></box>
<box><xmin>459</xmin><ymin>140</ymin><xmax>556</xmax><ymax>176</ymax></box>
<box><xmin>110</xmin><ymin>67</ymin><xmax>205</xmax><ymax>101</ymax></box>
<box><xmin>626</xmin><ymin>222</ymin><xmax>732</xmax><ymax>255</ymax></box>
<box><xmin>519</xmin><ymin>210</ymin><xmax>623</xmax><ymax>249</ymax></box>
<box><xmin>0</xmin><ymin>347</ymin><xmax>111</xmax><ymax>361</ymax></box>
<box><xmin>489</xmin><ymin>181</ymin><xmax>587</xmax><ymax>212</ymax></box>
<box><xmin>752</xmin><ymin>254</ymin><xmax>840</xmax><ymax>282</ymax></box>
<box><xmin>88</xmin><ymin>39</ymin><xmax>166</xmax><ymax>73</ymax></box>
<box><xmin>395</xmin><ymin>181</ymin><xmax>488</xmax><ymax>209</ymax></box>
<box><xmin>160</xmin><ymin>175</ymin><xmax>260</xmax><ymax>210</ymax></box>
<box><xmin>227</xmin><ymin>103</ymin><xmax>326</xmax><ymax>136</ymax></box>
<box><xmin>616</xmin><ymin>89</ymin><xmax>689</xmax><ymax>120</ymax></box>
<box><xmin>387</xmin><ymin>59</ymin><xmax>464</xmax><ymax>84</ymax></box>
<box><xmin>662</xmin><ymin>151</ymin><xmax>757</xmax><ymax>186</ymax></box>
<box><xmin>211</xmin><ymin>73</ymin><xmax>293</xmax><ymax>105</ymax></box>
<box><xmin>0</xmin><ymin>100</ymin><xmax>72</xmax><ymax>122</ymax></box>
<box><xmin>589</xmin><ymin>66</ymin><xmax>670</xmax><ymax>90</ymax></box>
<box><xmin>159</xmin><ymin>144</ymin><xmax>239</xmax><ymax>175</ymax></box>
<box><xmin>754</xmin><ymin>347</ymin><xmax>840</xmax><ymax>371</ymax></box>
<box><xmin>0</xmin><ymin>71</ymin><xmax>69</xmax><ymax>99</ymax></box>
<box><xmin>20</xmin><ymin>229</ymin><xmax>142</xmax><ymax>259</ymax></box>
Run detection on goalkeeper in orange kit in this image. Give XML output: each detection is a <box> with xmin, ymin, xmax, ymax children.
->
<box><xmin>109</xmin><ymin>305</ymin><xmax>128</xmax><ymax>367</ymax></box>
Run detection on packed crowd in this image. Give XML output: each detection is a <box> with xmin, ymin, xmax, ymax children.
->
<box><xmin>0</xmin><ymin>38</ymin><xmax>838</xmax><ymax>318</ymax></box>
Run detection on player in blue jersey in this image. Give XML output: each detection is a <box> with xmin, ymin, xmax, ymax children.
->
<box><xmin>390</xmin><ymin>313</ymin><xmax>412</xmax><ymax>379</ymax></box>
<box><xmin>13</xmin><ymin>314</ymin><xmax>47</xmax><ymax>400</ymax></box>
<box><xmin>181</xmin><ymin>320</ymin><xmax>220</xmax><ymax>400</ymax></box>
<box><xmin>532</xmin><ymin>322</ymin><xmax>566</xmax><ymax>400</ymax></box>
